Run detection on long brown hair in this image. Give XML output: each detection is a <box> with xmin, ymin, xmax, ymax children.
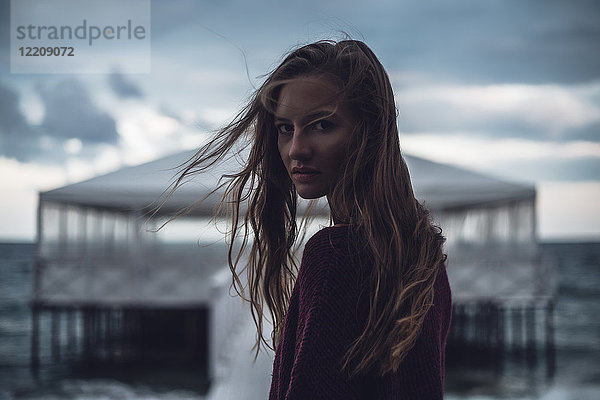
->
<box><xmin>173</xmin><ymin>39</ymin><xmax>446</xmax><ymax>376</ymax></box>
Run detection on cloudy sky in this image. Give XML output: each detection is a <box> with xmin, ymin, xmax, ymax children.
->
<box><xmin>0</xmin><ymin>0</ymin><xmax>599</xmax><ymax>241</ymax></box>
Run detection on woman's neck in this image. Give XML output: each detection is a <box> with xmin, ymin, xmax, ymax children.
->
<box><xmin>327</xmin><ymin>195</ymin><xmax>348</xmax><ymax>226</ymax></box>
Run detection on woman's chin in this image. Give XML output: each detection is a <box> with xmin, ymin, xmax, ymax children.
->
<box><xmin>296</xmin><ymin>189</ymin><xmax>326</xmax><ymax>200</ymax></box>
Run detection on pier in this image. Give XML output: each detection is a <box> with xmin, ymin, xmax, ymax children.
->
<box><xmin>31</xmin><ymin>150</ymin><xmax>556</xmax><ymax>396</ymax></box>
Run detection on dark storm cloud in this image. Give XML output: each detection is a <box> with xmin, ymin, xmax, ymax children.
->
<box><xmin>1</xmin><ymin>0</ymin><xmax>598</xmax><ymax>163</ymax></box>
<box><xmin>399</xmin><ymin>113</ymin><xmax>550</xmax><ymax>141</ymax></box>
<box><xmin>401</xmin><ymin>111</ymin><xmax>600</xmax><ymax>143</ymax></box>
<box><xmin>37</xmin><ymin>78</ymin><xmax>119</xmax><ymax>144</ymax></box>
<box><xmin>0</xmin><ymin>78</ymin><xmax>120</xmax><ymax>163</ymax></box>
<box><xmin>564</xmin><ymin>123</ymin><xmax>600</xmax><ymax>142</ymax></box>
<box><xmin>108</xmin><ymin>70</ymin><xmax>144</xmax><ymax>99</ymax></box>
<box><xmin>0</xmin><ymin>83</ymin><xmax>31</xmax><ymax>137</ymax></box>
<box><xmin>365</xmin><ymin>0</ymin><xmax>600</xmax><ymax>85</ymax></box>
<box><xmin>0</xmin><ymin>82</ymin><xmax>40</xmax><ymax>162</ymax></box>
<box><xmin>146</xmin><ymin>0</ymin><xmax>600</xmax><ymax>86</ymax></box>
<box><xmin>2</xmin><ymin>0</ymin><xmax>599</xmax><ymax>84</ymax></box>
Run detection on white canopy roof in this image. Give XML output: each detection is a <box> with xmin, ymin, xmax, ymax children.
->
<box><xmin>40</xmin><ymin>150</ymin><xmax>535</xmax><ymax>216</ymax></box>
<box><xmin>405</xmin><ymin>155</ymin><xmax>535</xmax><ymax>210</ymax></box>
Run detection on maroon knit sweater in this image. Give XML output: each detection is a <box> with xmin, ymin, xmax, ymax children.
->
<box><xmin>269</xmin><ymin>225</ymin><xmax>452</xmax><ymax>400</ymax></box>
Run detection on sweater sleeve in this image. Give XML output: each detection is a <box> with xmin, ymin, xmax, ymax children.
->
<box><xmin>278</xmin><ymin>229</ymin><xmax>368</xmax><ymax>400</ymax></box>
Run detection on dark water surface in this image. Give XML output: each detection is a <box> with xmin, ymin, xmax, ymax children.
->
<box><xmin>1</xmin><ymin>242</ymin><xmax>599</xmax><ymax>399</ymax></box>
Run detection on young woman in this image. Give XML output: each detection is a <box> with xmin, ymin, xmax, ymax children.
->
<box><xmin>176</xmin><ymin>39</ymin><xmax>451</xmax><ymax>399</ymax></box>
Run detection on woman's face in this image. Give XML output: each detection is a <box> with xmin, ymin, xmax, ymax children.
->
<box><xmin>275</xmin><ymin>76</ymin><xmax>355</xmax><ymax>200</ymax></box>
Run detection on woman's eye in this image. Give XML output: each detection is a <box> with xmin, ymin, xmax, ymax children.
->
<box><xmin>277</xmin><ymin>124</ymin><xmax>293</xmax><ymax>134</ymax></box>
<box><xmin>312</xmin><ymin>120</ymin><xmax>333</xmax><ymax>131</ymax></box>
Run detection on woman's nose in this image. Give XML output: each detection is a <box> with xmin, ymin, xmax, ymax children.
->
<box><xmin>288</xmin><ymin>131</ymin><xmax>311</xmax><ymax>161</ymax></box>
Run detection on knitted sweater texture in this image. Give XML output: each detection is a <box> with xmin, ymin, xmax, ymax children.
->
<box><xmin>269</xmin><ymin>225</ymin><xmax>452</xmax><ymax>400</ymax></box>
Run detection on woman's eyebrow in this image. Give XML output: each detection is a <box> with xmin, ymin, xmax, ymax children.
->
<box><xmin>274</xmin><ymin>110</ymin><xmax>337</xmax><ymax>125</ymax></box>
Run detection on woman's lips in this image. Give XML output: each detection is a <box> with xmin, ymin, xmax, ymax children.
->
<box><xmin>292</xmin><ymin>167</ymin><xmax>321</xmax><ymax>183</ymax></box>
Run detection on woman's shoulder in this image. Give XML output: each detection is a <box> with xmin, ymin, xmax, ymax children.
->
<box><xmin>297</xmin><ymin>224</ymin><xmax>368</xmax><ymax>307</ymax></box>
<box><xmin>299</xmin><ymin>224</ymin><xmax>366</xmax><ymax>280</ymax></box>
<box><xmin>303</xmin><ymin>224</ymin><xmax>356</xmax><ymax>258</ymax></box>
<box><xmin>306</xmin><ymin>224</ymin><xmax>352</xmax><ymax>240</ymax></box>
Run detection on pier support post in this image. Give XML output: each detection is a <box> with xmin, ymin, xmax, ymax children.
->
<box><xmin>83</xmin><ymin>307</ymin><xmax>93</xmax><ymax>361</ymax></box>
<box><xmin>51</xmin><ymin>308</ymin><xmax>60</xmax><ymax>362</ymax></box>
<box><xmin>495</xmin><ymin>305</ymin><xmax>505</xmax><ymax>372</ymax></box>
<box><xmin>30</xmin><ymin>305</ymin><xmax>40</xmax><ymax>378</ymax></box>
<box><xmin>67</xmin><ymin>308</ymin><xmax>77</xmax><ymax>359</ymax></box>
<box><xmin>545</xmin><ymin>300</ymin><xmax>556</xmax><ymax>379</ymax></box>
<box><xmin>525</xmin><ymin>305</ymin><xmax>537</xmax><ymax>366</ymax></box>
<box><xmin>511</xmin><ymin>306</ymin><xmax>523</xmax><ymax>356</ymax></box>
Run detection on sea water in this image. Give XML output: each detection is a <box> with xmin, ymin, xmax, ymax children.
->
<box><xmin>1</xmin><ymin>242</ymin><xmax>599</xmax><ymax>399</ymax></box>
